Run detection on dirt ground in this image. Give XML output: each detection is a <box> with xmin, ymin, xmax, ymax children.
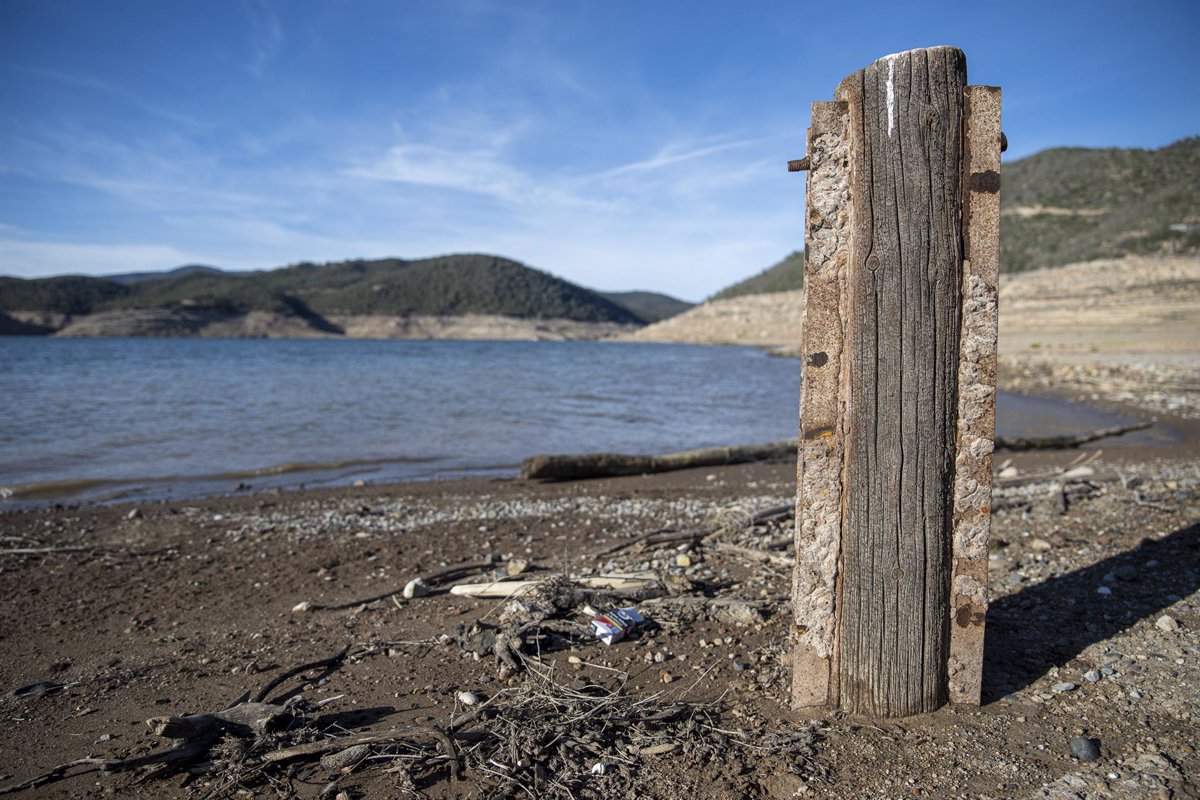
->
<box><xmin>1</xmin><ymin>386</ymin><xmax>1198</xmax><ymax>798</ymax></box>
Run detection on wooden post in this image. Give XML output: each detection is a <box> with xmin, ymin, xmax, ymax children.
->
<box><xmin>792</xmin><ymin>46</ymin><xmax>1001</xmax><ymax>717</ymax></box>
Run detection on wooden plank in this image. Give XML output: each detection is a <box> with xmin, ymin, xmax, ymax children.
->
<box><xmin>792</xmin><ymin>99</ymin><xmax>851</xmax><ymax>708</ymax></box>
<box><xmin>835</xmin><ymin>46</ymin><xmax>967</xmax><ymax>717</ymax></box>
<box><xmin>948</xmin><ymin>84</ymin><xmax>1002</xmax><ymax>705</ymax></box>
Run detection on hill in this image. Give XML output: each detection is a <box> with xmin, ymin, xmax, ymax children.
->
<box><xmin>596</xmin><ymin>291</ymin><xmax>693</xmax><ymax>323</ymax></box>
<box><xmin>0</xmin><ymin>254</ymin><xmax>645</xmax><ymax>337</ymax></box>
<box><xmin>703</xmin><ymin>138</ymin><xmax>1200</xmax><ymax>301</ymax></box>
<box><xmin>710</xmin><ymin>251</ymin><xmax>804</xmax><ymax>300</ymax></box>
<box><xmin>1001</xmin><ymin>137</ymin><xmax>1200</xmax><ymax>272</ymax></box>
<box><xmin>103</xmin><ymin>264</ymin><xmax>241</xmax><ymax>285</ymax></box>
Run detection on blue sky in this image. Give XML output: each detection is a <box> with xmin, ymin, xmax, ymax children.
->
<box><xmin>1</xmin><ymin>1</ymin><xmax>1197</xmax><ymax>300</ymax></box>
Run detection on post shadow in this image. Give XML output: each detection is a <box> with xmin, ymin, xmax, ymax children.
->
<box><xmin>983</xmin><ymin>520</ymin><xmax>1199</xmax><ymax>702</ymax></box>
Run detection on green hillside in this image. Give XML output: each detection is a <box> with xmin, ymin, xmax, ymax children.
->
<box><xmin>597</xmin><ymin>291</ymin><xmax>693</xmax><ymax>323</ymax></box>
<box><xmin>0</xmin><ymin>254</ymin><xmax>642</xmax><ymax>325</ymax></box>
<box><xmin>1000</xmin><ymin>137</ymin><xmax>1200</xmax><ymax>272</ymax></box>
<box><xmin>709</xmin><ymin>137</ymin><xmax>1200</xmax><ymax>299</ymax></box>
<box><xmin>0</xmin><ymin>275</ymin><xmax>132</xmax><ymax>314</ymax></box>
<box><xmin>710</xmin><ymin>251</ymin><xmax>804</xmax><ymax>301</ymax></box>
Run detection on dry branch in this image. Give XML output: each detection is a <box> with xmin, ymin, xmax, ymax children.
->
<box><xmin>522</xmin><ymin>422</ymin><xmax>1151</xmax><ymax>483</ymax></box>
<box><xmin>521</xmin><ymin>440</ymin><xmax>798</xmax><ymax>481</ymax></box>
<box><xmin>994</xmin><ymin>421</ymin><xmax>1152</xmax><ymax>451</ymax></box>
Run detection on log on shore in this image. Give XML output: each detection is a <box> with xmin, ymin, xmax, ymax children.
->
<box><xmin>521</xmin><ymin>440</ymin><xmax>799</xmax><ymax>481</ymax></box>
<box><xmin>521</xmin><ymin>421</ymin><xmax>1154</xmax><ymax>482</ymax></box>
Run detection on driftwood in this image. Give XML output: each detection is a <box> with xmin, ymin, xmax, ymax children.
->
<box><xmin>0</xmin><ymin>645</ymin><xmax>356</xmax><ymax>795</ymax></box>
<box><xmin>263</xmin><ymin>725</ymin><xmax>461</xmax><ymax>778</ymax></box>
<box><xmin>295</xmin><ymin>561</ymin><xmax>494</xmax><ymax>612</ymax></box>
<box><xmin>993</xmin><ymin>421</ymin><xmax>1152</xmax><ymax>451</ymax></box>
<box><xmin>522</xmin><ymin>422</ymin><xmax>1151</xmax><ymax>482</ymax></box>
<box><xmin>448</xmin><ymin>571</ymin><xmax>662</xmax><ymax>599</ymax></box>
<box><xmin>521</xmin><ymin>440</ymin><xmax>798</xmax><ymax>481</ymax></box>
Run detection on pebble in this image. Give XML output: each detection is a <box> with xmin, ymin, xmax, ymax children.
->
<box><xmin>1052</xmin><ymin>682</ymin><xmax>1077</xmax><ymax>693</ymax></box>
<box><xmin>1096</xmin><ymin>586</ymin><xmax>1112</xmax><ymax>596</ymax></box>
<box><xmin>1084</xmin><ymin>670</ymin><xmax>1101</xmax><ymax>683</ymax></box>
<box><xmin>1069</xmin><ymin>736</ymin><xmax>1101</xmax><ymax>762</ymax></box>
<box><xmin>675</xmin><ymin>553</ymin><xmax>692</xmax><ymax>568</ymax></box>
<box><xmin>126</xmin><ymin>508</ymin><xmax>141</xmax><ymax>520</ymax></box>
<box><xmin>1155</xmin><ymin>615</ymin><xmax>1180</xmax><ymax>632</ymax></box>
<box><xmin>456</xmin><ymin>691</ymin><xmax>482</xmax><ymax>706</ymax></box>
<box><xmin>1129</xmin><ymin>690</ymin><xmax>1144</xmax><ymax>699</ymax></box>
<box><xmin>1114</xmin><ymin>564</ymin><xmax>1138</xmax><ymax>581</ymax></box>
<box><xmin>402</xmin><ymin>578</ymin><xmax>430</xmax><ymax>599</ymax></box>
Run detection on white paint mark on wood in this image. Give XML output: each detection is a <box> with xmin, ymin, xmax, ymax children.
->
<box><xmin>886</xmin><ymin>56</ymin><xmax>896</xmax><ymax>136</ymax></box>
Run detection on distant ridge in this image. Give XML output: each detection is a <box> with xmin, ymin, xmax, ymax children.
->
<box><xmin>104</xmin><ymin>264</ymin><xmax>249</xmax><ymax>285</ymax></box>
<box><xmin>1000</xmin><ymin>136</ymin><xmax>1200</xmax><ymax>272</ymax></box>
<box><xmin>0</xmin><ymin>254</ymin><xmax>653</xmax><ymax>337</ymax></box>
<box><xmin>597</xmin><ymin>291</ymin><xmax>693</xmax><ymax>323</ymax></box>
<box><xmin>704</xmin><ymin>137</ymin><xmax>1200</xmax><ymax>301</ymax></box>
<box><xmin>710</xmin><ymin>251</ymin><xmax>804</xmax><ymax>301</ymax></box>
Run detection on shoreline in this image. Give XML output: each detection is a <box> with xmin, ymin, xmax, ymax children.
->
<box><xmin>0</xmin><ymin>429</ymin><xmax>1197</xmax><ymax>797</ymax></box>
<box><xmin>0</xmin><ymin>380</ymin><xmax>1187</xmax><ymax>512</ymax></box>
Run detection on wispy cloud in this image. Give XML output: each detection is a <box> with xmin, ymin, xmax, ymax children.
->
<box><xmin>591</xmin><ymin>134</ymin><xmax>788</xmax><ymax>182</ymax></box>
<box><xmin>243</xmin><ymin>0</ymin><xmax>284</xmax><ymax>78</ymax></box>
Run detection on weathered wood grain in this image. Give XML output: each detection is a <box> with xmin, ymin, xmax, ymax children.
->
<box><xmin>835</xmin><ymin>46</ymin><xmax>967</xmax><ymax>717</ymax></box>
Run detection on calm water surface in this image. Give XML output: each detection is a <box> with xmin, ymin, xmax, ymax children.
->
<box><xmin>0</xmin><ymin>338</ymin><xmax>1159</xmax><ymax>506</ymax></box>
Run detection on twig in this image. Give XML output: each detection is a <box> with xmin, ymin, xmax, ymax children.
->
<box><xmin>1133</xmin><ymin>491</ymin><xmax>1174</xmax><ymax>512</ymax></box>
<box><xmin>300</xmin><ymin>561</ymin><xmax>494</xmax><ymax>611</ymax></box>
<box><xmin>0</xmin><ymin>545</ymin><xmax>105</xmax><ymax>556</ymax></box>
<box><xmin>0</xmin><ymin>739</ymin><xmax>210</xmax><ymax>794</ymax></box>
<box><xmin>253</xmin><ymin>643</ymin><xmax>351</xmax><ymax>703</ymax></box>
<box><xmin>262</xmin><ymin>725</ymin><xmax>461</xmax><ymax>779</ymax></box>
<box><xmin>709</xmin><ymin>542</ymin><xmax>791</xmax><ymax>567</ymax></box>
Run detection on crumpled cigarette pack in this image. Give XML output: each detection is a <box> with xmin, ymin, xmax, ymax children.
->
<box><xmin>590</xmin><ymin>606</ymin><xmax>644</xmax><ymax>645</ymax></box>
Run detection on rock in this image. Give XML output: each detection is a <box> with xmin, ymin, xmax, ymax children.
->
<box><xmin>456</xmin><ymin>690</ymin><xmax>482</xmax><ymax>706</ymax></box>
<box><xmin>1084</xmin><ymin>670</ymin><xmax>1101</xmax><ymax>683</ymax></box>
<box><xmin>1029</xmin><ymin>538</ymin><xmax>1053</xmax><ymax>551</ymax></box>
<box><xmin>1114</xmin><ymin>564</ymin><xmax>1138</xmax><ymax>581</ymax></box>
<box><xmin>1070</xmin><ymin>736</ymin><xmax>1101</xmax><ymax>762</ymax></box>
<box><xmin>1155</xmin><ymin>615</ymin><xmax>1180</xmax><ymax>632</ymax></box>
<box><xmin>403</xmin><ymin>578</ymin><xmax>430</xmax><ymax>599</ymax></box>
<box><xmin>1051</xmin><ymin>682</ymin><xmax>1077</xmax><ymax>693</ymax></box>
<box><xmin>506</xmin><ymin>558</ymin><xmax>530</xmax><ymax>577</ymax></box>
<box><xmin>320</xmin><ymin>743</ymin><xmax>370</xmax><ymax>770</ymax></box>
<box><xmin>1096</xmin><ymin>586</ymin><xmax>1112</xmax><ymax>596</ymax></box>
<box><xmin>291</xmin><ymin>601</ymin><xmax>313</xmax><ymax>613</ymax></box>
<box><xmin>711</xmin><ymin>600</ymin><xmax>765</xmax><ymax>627</ymax></box>
<box><xmin>675</xmin><ymin>553</ymin><xmax>692</xmax><ymax>568</ymax></box>
<box><xmin>126</xmin><ymin>508</ymin><xmax>142</xmax><ymax>520</ymax></box>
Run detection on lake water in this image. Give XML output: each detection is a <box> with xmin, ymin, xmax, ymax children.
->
<box><xmin>0</xmin><ymin>338</ymin><xmax>1159</xmax><ymax>506</ymax></box>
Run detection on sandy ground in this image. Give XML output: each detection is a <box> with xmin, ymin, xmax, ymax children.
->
<box><xmin>0</xmin><ymin>407</ymin><xmax>1197</xmax><ymax>798</ymax></box>
<box><xmin>1</xmin><ymin>255</ymin><xmax>1197</xmax><ymax>798</ymax></box>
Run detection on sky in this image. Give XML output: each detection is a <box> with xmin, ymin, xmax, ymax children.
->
<box><xmin>1</xmin><ymin>1</ymin><xmax>1197</xmax><ymax>301</ymax></box>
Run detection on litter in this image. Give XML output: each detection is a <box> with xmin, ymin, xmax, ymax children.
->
<box><xmin>590</xmin><ymin>607</ymin><xmax>644</xmax><ymax>645</ymax></box>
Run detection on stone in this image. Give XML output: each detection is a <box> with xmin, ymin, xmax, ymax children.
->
<box><xmin>403</xmin><ymin>578</ymin><xmax>430</xmax><ymax>599</ymax></box>
<box><xmin>456</xmin><ymin>691</ymin><xmax>482</xmax><ymax>706</ymax></box>
<box><xmin>1096</xmin><ymin>586</ymin><xmax>1112</xmax><ymax>596</ymax></box>
<box><xmin>1114</xmin><ymin>565</ymin><xmax>1138</xmax><ymax>581</ymax></box>
<box><xmin>1069</xmin><ymin>736</ymin><xmax>1101</xmax><ymax>763</ymax></box>
<box><xmin>1051</xmin><ymin>682</ymin><xmax>1076</xmax><ymax>693</ymax></box>
<box><xmin>1084</xmin><ymin>670</ymin><xmax>1101</xmax><ymax>683</ymax></box>
<box><xmin>1155</xmin><ymin>615</ymin><xmax>1179</xmax><ymax>632</ymax></box>
<box><xmin>320</xmin><ymin>744</ymin><xmax>370</xmax><ymax>771</ymax></box>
